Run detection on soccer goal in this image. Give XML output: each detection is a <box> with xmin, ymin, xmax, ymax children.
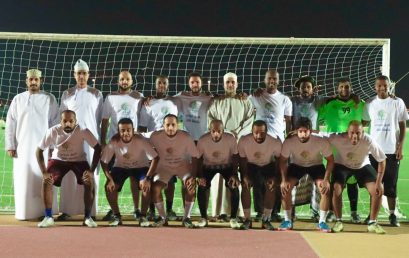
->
<box><xmin>0</xmin><ymin>32</ymin><xmax>390</xmax><ymax>216</ymax></box>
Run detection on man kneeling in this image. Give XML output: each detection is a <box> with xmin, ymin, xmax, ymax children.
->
<box><xmin>101</xmin><ymin>118</ymin><xmax>159</xmax><ymax>227</ymax></box>
<box><xmin>239</xmin><ymin>120</ymin><xmax>282</xmax><ymax>230</ymax></box>
<box><xmin>279</xmin><ymin>117</ymin><xmax>333</xmax><ymax>232</ymax></box>
<box><xmin>36</xmin><ymin>110</ymin><xmax>101</xmax><ymax>228</ymax></box>
<box><xmin>196</xmin><ymin>120</ymin><xmax>241</xmax><ymax>228</ymax></box>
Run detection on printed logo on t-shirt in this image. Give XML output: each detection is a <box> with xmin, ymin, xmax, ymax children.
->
<box><xmin>300</xmin><ymin>150</ymin><xmax>310</xmax><ymax>159</ymax></box>
<box><xmin>122</xmin><ymin>153</ymin><xmax>130</xmax><ymax>160</ymax></box>
<box><xmin>346</xmin><ymin>152</ymin><xmax>355</xmax><ymax>160</ymax></box>
<box><xmin>212</xmin><ymin>151</ymin><xmax>220</xmax><ymax>158</ymax></box>
<box><xmin>166</xmin><ymin>147</ymin><xmax>174</xmax><ymax>154</ymax></box>
<box><xmin>377</xmin><ymin>110</ymin><xmax>386</xmax><ymax>120</ymax></box>
<box><xmin>62</xmin><ymin>142</ymin><xmax>69</xmax><ymax>150</ymax></box>
<box><xmin>264</xmin><ymin>102</ymin><xmax>273</xmax><ymax>113</ymax></box>
<box><xmin>254</xmin><ymin>152</ymin><xmax>262</xmax><ymax>159</ymax></box>
<box><xmin>299</xmin><ymin>104</ymin><xmax>312</xmax><ymax>118</ymax></box>
<box><xmin>121</xmin><ymin>103</ymin><xmax>131</xmax><ymax>117</ymax></box>
<box><xmin>161</xmin><ymin>106</ymin><xmax>170</xmax><ymax>115</ymax></box>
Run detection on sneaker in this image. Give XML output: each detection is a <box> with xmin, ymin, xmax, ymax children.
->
<box><xmin>278</xmin><ymin>220</ymin><xmax>293</xmax><ymax>231</ymax></box>
<box><xmin>84</xmin><ymin>217</ymin><xmax>98</xmax><ymax>228</ymax></box>
<box><xmin>182</xmin><ymin>217</ymin><xmax>195</xmax><ymax>229</ymax></box>
<box><xmin>317</xmin><ymin>222</ymin><xmax>331</xmax><ymax>233</ymax></box>
<box><xmin>351</xmin><ymin>213</ymin><xmax>361</xmax><ymax>224</ymax></box>
<box><xmin>363</xmin><ymin>215</ymin><xmax>370</xmax><ymax>225</ymax></box>
<box><xmin>389</xmin><ymin>214</ymin><xmax>400</xmax><ymax>227</ymax></box>
<box><xmin>271</xmin><ymin>213</ymin><xmax>282</xmax><ymax>222</ymax></box>
<box><xmin>240</xmin><ymin>219</ymin><xmax>252</xmax><ymax>230</ymax></box>
<box><xmin>229</xmin><ymin>218</ymin><xmax>241</xmax><ymax>229</ymax></box>
<box><xmin>311</xmin><ymin>210</ymin><xmax>319</xmax><ymax>223</ymax></box>
<box><xmin>196</xmin><ymin>218</ymin><xmax>208</xmax><ymax>228</ymax></box>
<box><xmin>368</xmin><ymin>222</ymin><xmax>386</xmax><ymax>234</ymax></box>
<box><xmin>147</xmin><ymin>210</ymin><xmax>157</xmax><ymax>221</ymax></box>
<box><xmin>133</xmin><ymin>209</ymin><xmax>142</xmax><ymax>220</ymax></box>
<box><xmin>108</xmin><ymin>215</ymin><xmax>122</xmax><ymax>227</ymax></box>
<box><xmin>261</xmin><ymin>219</ymin><xmax>275</xmax><ymax>231</ymax></box>
<box><xmin>38</xmin><ymin>217</ymin><xmax>55</xmax><ymax>228</ymax></box>
<box><xmin>167</xmin><ymin>209</ymin><xmax>177</xmax><ymax>221</ymax></box>
<box><xmin>326</xmin><ymin>211</ymin><xmax>336</xmax><ymax>223</ymax></box>
<box><xmin>332</xmin><ymin>221</ymin><xmax>344</xmax><ymax>233</ymax></box>
<box><xmin>253</xmin><ymin>213</ymin><xmax>263</xmax><ymax>222</ymax></box>
<box><xmin>139</xmin><ymin>216</ymin><xmax>150</xmax><ymax>227</ymax></box>
<box><xmin>152</xmin><ymin>217</ymin><xmax>168</xmax><ymax>227</ymax></box>
<box><xmin>217</xmin><ymin>214</ymin><xmax>229</xmax><ymax>222</ymax></box>
<box><xmin>56</xmin><ymin>213</ymin><xmax>70</xmax><ymax>221</ymax></box>
<box><xmin>102</xmin><ymin>210</ymin><xmax>114</xmax><ymax>221</ymax></box>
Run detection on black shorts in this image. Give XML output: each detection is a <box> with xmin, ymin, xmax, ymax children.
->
<box><xmin>111</xmin><ymin>167</ymin><xmax>148</xmax><ymax>192</ymax></box>
<box><xmin>201</xmin><ymin>167</ymin><xmax>234</xmax><ymax>189</ymax></box>
<box><xmin>247</xmin><ymin>162</ymin><xmax>277</xmax><ymax>186</ymax></box>
<box><xmin>47</xmin><ymin>159</ymin><xmax>91</xmax><ymax>187</ymax></box>
<box><xmin>370</xmin><ymin>154</ymin><xmax>399</xmax><ymax>198</ymax></box>
<box><xmin>332</xmin><ymin>164</ymin><xmax>376</xmax><ymax>188</ymax></box>
<box><xmin>287</xmin><ymin>164</ymin><xmax>326</xmax><ymax>184</ymax></box>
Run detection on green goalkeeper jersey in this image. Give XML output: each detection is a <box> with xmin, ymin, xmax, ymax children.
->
<box><xmin>318</xmin><ymin>98</ymin><xmax>365</xmax><ymax>133</ymax></box>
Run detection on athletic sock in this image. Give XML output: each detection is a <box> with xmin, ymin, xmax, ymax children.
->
<box><xmin>243</xmin><ymin>209</ymin><xmax>251</xmax><ymax>220</ymax></box>
<box><xmin>351</xmin><ymin>210</ymin><xmax>357</xmax><ymax>216</ymax></box>
<box><xmin>389</xmin><ymin>210</ymin><xmax>395</xmax><ymax>215</ymax></box>
<box><xmin>184</xmin><ymin>201</ymin><xmax>194</xmax><ymax>219</ymax></box>
<box><xmin>154</xmin><ymin>202</ymin><xmax>166</xmax><ymax>219</ymax></box>
<box><xmin>166</xmin><ymin>200</ymin><xmax>173</xmax><ymax>211</ymax></box>
<box><xmin>263</xmin><ymin>208</ymin><xmax>272</xmax><ymax>221</ymax></box>
<box><xmin>319</xmin><ymin>210</ymin><xmax>327</xmax><ymax>223</ymax></box>
<box><xmin>336</xmin><ymin>218</ymin><xmax>342</xmax><ymax>222</ymax></box>
<box><xmin>45</xmin><ymin>208</ymin><xmax>52</xmax><ymax>218</ymax></box>
<box><xmin>368</xmin><ymin>220</ymin><xmax>376</xmax><ymax>224</ymax></box>
<box><xmin>284</xmin><ymin>210</ymin><xmax>292</xmax><ymax>222</ymax></box>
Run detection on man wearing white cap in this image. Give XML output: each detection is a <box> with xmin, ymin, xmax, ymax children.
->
<box><xmin>58</xmin><ymin>59</ymin><xmax>103</xmax><ymax>219</ymax></box>
<box><xmin>5</xmin><ymin>68</ymin><xmax>59</xmax><ymax>220</ymax></box>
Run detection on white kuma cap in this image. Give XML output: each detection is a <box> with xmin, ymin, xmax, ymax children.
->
<box><xmin>26</xmin><ymin>69</ymin><xmax>42</xmax><ymax>78</ymax></box>
<box><xmin>74</xmin><ymin>59</ymin><xmax>89</xmax><ymax>72</ymax></box>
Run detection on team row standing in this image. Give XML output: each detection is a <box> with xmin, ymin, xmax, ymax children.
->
<box><xmin>5</xmin><ymin>59</ymin><xmax>407</xmax><ymax>230</ymax></box>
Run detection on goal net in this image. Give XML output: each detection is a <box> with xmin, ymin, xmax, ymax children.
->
<box><xmin>0</xmin><ymin>32</ymin><xmax>391</xmax><ymax>218</ymax></box>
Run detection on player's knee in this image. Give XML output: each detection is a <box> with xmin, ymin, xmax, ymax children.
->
<box><xmin>333</xmin><ymin>183</ymin><xmax>343</xmax><ymax>196</ymax></box>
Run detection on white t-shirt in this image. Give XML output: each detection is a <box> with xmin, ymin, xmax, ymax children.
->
<box><xmin>281</xmin><ymin>134</ymin><xmax>333</xmax><ymax>167</ymax></box>
<box><xmin>363</xmin><ymin>96</ymin><xmax>408</xmax><ymax>154</ymax></box>
<box><xmin>101</xmin><ymin>134</ymin><xmax>157</xmax><ymax>169</ymax></box>
<box><xmin>102</xmin><ymin>91</ymin><xmax>143</xmax><ymax>140</ymax></box>
<box><xmin>173</xmin><ymin>92</ymin><xmax>212</xmax><ymax>140</ymax></box>
<box><xmin>328</xmin><ymin>133</ymin><xmax>386</xmax><ymax>169</ymax></box>
<box><xmin>139</xmin><ymin>97</ymin><xmax>178</xmax><ymax>131</ymax></box>
<box><xmin>249</xmin><ymin>90</ymin><xmax>292</xmax><ymax>141</ymax></box>
<box><xmin>197</xmin><ymin>132</ymin><xmax>238</xmax><ymax>166</ymax></box>
<box><xmin>39</xmin><ymin>125</ymin><xmax>98</xmax><ymax>162</ymax></box>
<box><xmin>150</xmin><ymin>130</ymin><xmax>199</xmax><ymax>168</ymax></box>
<box><xmin>238</xmin><ymin>133</ymin><xmax>282</xmax><ymax>166</ymax></box>
<box><xmin>291</xmin><ymin>96</ymin><xmax>326</xmax><ymax>130</ymax></box>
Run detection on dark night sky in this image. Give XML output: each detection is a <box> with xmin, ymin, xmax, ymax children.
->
<box><xmin>1</xmin><ymin>0</ymin><xmax>409</xmax><ymax>102</ymax></box>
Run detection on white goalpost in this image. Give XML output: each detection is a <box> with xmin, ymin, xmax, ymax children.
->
<box><xmin>0</xmin><ymin>32</ymin><xmax>390</xmax><ymax>216</ymax></box>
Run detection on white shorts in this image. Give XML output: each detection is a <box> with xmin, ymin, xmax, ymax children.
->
<box><xmin>154</xmin><ymin>164</ymin><xmax>191</xmax><ymax>185</ymax></box>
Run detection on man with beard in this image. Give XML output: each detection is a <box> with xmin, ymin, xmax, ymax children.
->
<box><xmin>101</xmin><ymin>118</ymin><xmax>158</xmax><ymax>227</ymax></box>
<box><xmin>363</xmin><ymin>75</ymin><xmax>408</xmax><ymax>227</ymax></box>
<box><xmin>148</xmin><ymin>114</ymin><xmax>199</xmax><ymax>228</ymax></box>
<box><xmin>36</xmin><ymin>110</ymin><xmax>101</xmax><ymax>228</ymax></box>
<box><xmin>101</xmin><ymin>70</ymin><xmax>144</xmax><ymax>221</ymax></box>
<box><xmin>196</xmin><ymin>119</ymin><xmax>241</xmax><ymax>229</ymax></box>
<box><xmin>329</xmin><ymin>121</ymin><xmax>386</xmax><ymax>234</ymax></box>
<box><xmin>318</xmin><ymin>78</ymin><xmax>364</xmax><ymax>223</ymax></box>
<box><xmin>249</xmin><ymin>69</ymin><xmax>292</xmax><ymax>221</ymax></box>
<box><xmin>279</xmin><ymin>117</ymin><xmax>334</xmax><ymax>232</ymax></box>
<box><xmin>58</xmin><ymin>59</ymin><xmax>103</xmax><ymax>220</ymax></box>
<box><xmin>239</xmin><ymin>120</ymin><xmax>282</xmax><ymax>230</ymax></box>
<box><xmin>5</xmin><ymin>68</ymin><xmax>59</xmax><ymax>220</ymax></box>
<box><xmin>138</xmin><ymin>75</ymin><xmax>179</xmax><ymax>220</ymax></box>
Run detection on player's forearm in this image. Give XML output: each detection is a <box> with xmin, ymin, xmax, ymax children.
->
<box><xmin>239</xmin><ymin>157</ymin><xmax>248</xmax><ymax>177</ymax></box>
<box><xmin>376</xmin><ymin>160</ymin><xmax>386</xmax><ymax>183</ymax></box>
<box><xmin>146</xmin><ymin>156</ymin><xmax>159</xmax><ymax>177</ymax></box>
<box><xmin>90</xmin><ymin>144</ymin><xmax>102</xmax><ymax>172</ymax></box>
<box><xmin>279</xmin><ymin>157</ymin><xmax>289</xmax><ymax>181</ymax></box>
<box><xmin>324</xmin><ymin>156</ymin><xmax>334</xmax><ymax>181</ymax></box>
<box><xmin>100</xmin><ymin>162</ymin><xmax>113</xmax><ymax>181</ymax></box>
<box><xmin>36</xmin><ymin>148</ymin><xmax>47</xmax><ymax>174</ymax></box>
<box><xmin>100</xmin><ymin>119</ymin><xmax>109</xmax><ymax>145</ymax></box>
<box><xmin>191</xmin><ymin>157</ymin><xmax>199</xmax><ymax>177</ymax></box>
<box><xmin>197</xmin><ymin>157</ymin><xmax>204</xmax><ymax>177</ymax></box>
<box><xmin>231</xmin><ymin>154</ymin><xmax>239</xmax><ymax>175</ymax></box>
<box><xmin>285</xmin><ymin>116</ymin><xmax>292</xmax><ymax>135</ymax></box>
<box><xmin>398</xmin><ymin>121</ymin><xmax>406</xmax><ymax>147</ymax></box>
